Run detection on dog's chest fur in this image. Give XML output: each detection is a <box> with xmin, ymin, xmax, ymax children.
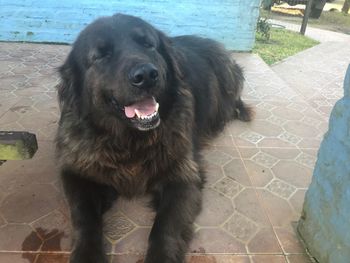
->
<box><xmin>57</xmin><ymin>124</ymin><xmax>193</xmax><ymax>197</ymax></box>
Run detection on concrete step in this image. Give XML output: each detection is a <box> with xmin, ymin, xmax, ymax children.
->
<box><xmin>271</xmin><ymin>41</ymin><xmax>350</xmax><ymax>119</ymax></box>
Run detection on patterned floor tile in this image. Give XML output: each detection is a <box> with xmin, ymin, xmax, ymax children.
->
<box><xmin>251</xmin><ymin>255</ymin><xmax>286</xmax><ymax>263</ymax></box>
<box><xmin>274</xmin><ymin>227</ymin><xmax>307</xmax><ymax>254</ymax></box>
<box><xmin>286</xmin><ymin>254</ymin><xmax>314</xmax><ymax>263</ymax></box>
<box><xmin>195</xmin><ymin>188</ymin><xmax>234</xmax><ymax>227</ymax></box>
<box><xmin>247</xmin><ymin>228</ymin><xmax>282</xmax><ymax>254</ymax></box>
<box><xmin>223</xmin><ymin>159</ymin><xmax>252</xmax><ymax>186</ymax></box>
<box><xmin>257</xmin><ymin>190</ymin><xmax>298</xmax><ymax>228</ymax></box>
<box><xmin>190</xmin><ymin>228</ymin><xmax>246</xmax><ymax>253</ymax></box>
<box><xmin>0</xmin><ymin>224</ymin><xmax>40</xmax><ymax>251</ymax></box>
<box><xmin>1</xmin><ymin>184</ymin><xmax>62</xmax><ymax>224</ymax></box>
<box><xmin>266</xmin><ymin>179</ymin><xmax>296</xmax><ymax>200</ymax></box>
<box><xmin>272</xmin><ymin>161</ymin><xmax>312</xmax><ymax>188</ymax></box>
<box><xmin>223</xmin><ymin>212</ymin><xmax>258</xmax><ymax>243</ymax></box>
<box><xmin>0</xmin><ymin>42</ymin><xmax>327</xmax><ymax>261</ymax></box>
<box><xmin>234</xmin><ymin>189</ymin><xmax>269</xmax><ymax>226</ymax></box>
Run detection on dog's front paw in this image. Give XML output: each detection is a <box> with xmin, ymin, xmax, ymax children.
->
<box><xmin>70</xmin><ymin>248</ymin><xmax>108</xmax><ymax>263</ymax></box>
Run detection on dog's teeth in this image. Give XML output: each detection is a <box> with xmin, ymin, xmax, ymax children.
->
<box><xmin>155</xmin><ymin>103</ymin><xmax>159</xmax><ymax>112</ymax></box>
<box><xmin>134</xmin><ymin>110</ymin><xmax>158</xmax><ymax>120</ymax></box>
<box><xmin>135</xmin><ymin>109</ymin><xmax>142</xmax><ymax>118</ymax></box>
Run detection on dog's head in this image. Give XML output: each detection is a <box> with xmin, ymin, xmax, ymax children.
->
<box><xmin>58</xmin><ymin>14</ymin><xmax>182</xmax><ymax>131</ymax></box>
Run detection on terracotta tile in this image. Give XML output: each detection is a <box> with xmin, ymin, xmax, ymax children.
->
<box><xmin>238</xmin><ymin>147</ymin><xmax>260</xmax><ymax>159</ymax></box>
<box><xmin>1</xmin><ymin>75</ymin><xmax>28</xmax><ymax>89</ymax></box>
<box><xmin>223</xmin><ymin>212</ymin><xmax>258</xmax><ymax>243</ymax></box>
<box><xmin>266</xmin><ymin>179</ymin><xmax>296</xmax><ymax>200</ymax></box>
<box><xmin>117</xmin><ymin>197</ymin><xmax>155</xmax><ymax>227</ymax></box>
<box><xmin>289</xmin><ymin>190</ymin><xmax>307</xmax><ymax>214</ymax></box>
<box><xmin>0</xmin><ymin>111</ymin><xmax>20</xmax><ymax>125</ymax></box>
<box><xmin>204</xmin><ymin>150</ymin><xmax>232</xmax><ymax>166</ymax></box>
<box><xmin>295</xmin><ymin>153</ymin><xmax>316</xmax><ymax>170</ymax></box>
<box><xmin>249</xmin><ymin>120</ymin><xmax>284</xmax><ymax>137</ymax></box>
<box><xmin>274</xmin><ymin>227</ymin><xmax>306</xmax><ymax>254</ymax></box>
<box><xmin>271</xmin><ymin>106</ymin><xmax>304</xmax><ymax>121</ymax></box>
<box><xmin>103</xmin><ymin>212</ymin><xmax>136</xmax><ymax>241</ymax></box>
<box><xmin>260</xmin><ymin>148</ymin><xmax>300</xmax><ymax>160</ymax></box>
<box><xmin>0</xmin><ymin>252</ymin><xmax>38</xmax><ymax>263</ymax></box>
<box><xmin>254</xmin><ymin>108</ymin><xmax>272</xmax><ymax>120</ymax></box>
<box><xmin>278</xmin><ymin>132</ymin><xmax>302</xmax><ymax>145</ymax></box>
<box><xmin>0</xmin><ymin>98</ymin><xmax>21</xmax><ymax>117</ymax></box>
<box><xmin>266</xmin><ymin>115</ymin><xmax>288</xmax><ymax>126</ymax></box>
<box><xmin>114</xmin><ymin>227</ymin><xmax>150</xmax><ymax>254</ymax></box>
<box><xmin>251</xmin><ymin>255</ymin><xmax>286</xmax><ymax>263</ymax></box>
<box><xmin>205</xmin><ymin>162</ymin><xmax>225</xmax><ymax>186</ymax></box>
<box><xmin>190</xmin><ymin>228</ymin><xmax>246</xmax><ymax>253</ymax></box>
<box><xmin>17</xmin><ymin>113</ymin><xmax>58</xmax><ymax>140</ymax></box>
<box><xmin>286</xmin><ymin>254</ymin><xmax>313</xmax><ymax>263</ymax></box>
<box><xmin>248</xmin><ymin>228</ymin><xmax>282</xmax><ymax>253</ymax></box>
<box><xmin>112</xmin><ymin>254</ymin><xmax>144</xmax><ymax>263</ymax></box>
<box><xmin>0</xmin><ymin>224</ymin><xmax>41</xmax><ymax>251</ymax></box>
<box><xmin>195</xmin><ymin>188</ymin><xmax>234</xmax><ymax>227</ymax></box>
<box><xmin>188</xmin><ymin>255</ymin><xmax>250</xmax><ymax>263</ymax></box>
<box><xmin>234</xmin><ymin>189</ymin><xmax>269</xmax><ymax>226</ymax></box>
<box><xmin>213</xmin><ymin>176</ymin><xmax>242</xmax><ymax>198</ymax></box>
<box><xmin>36</xmin><ymin>254</ymin><xmax>70</xmax><ymax>263</ymax></box>
<box><xmin>0</xmin><ymin>141</ymin><xmax>58</xmax><ymax>193</ymax></box>
<box><xmin>234</xmin><ymin>137</ymin><xmax>257</xmax><ymax>147</ymax></box>
<box><xmin>0</xmin><ymin>214</ymin><xmax>6</xmax><ymax>227</ymax></box>
<box><xmin>317</xmin><ymin>121</ymin><xmax>328</xmax><ymax>135</ymax></box>
<box><xmin>228</xmin><ymin>121</ymin><xmax>251</xmax><ymax>137</ymax></box>
<box><xmin>187</xmin><ymin>255</ymin><xmax>218</xmax><ymax>263</ymax></box>
<box><xmin>272</xmin><ymin>161</ymin><xmax>312</xmax><ymax>188</ymax></box>
<box><xmin>243</xmin><ymin>160</ymin><xmax>273</xmax><ymax>187</ymax></box>
<box><xmin>0</xmin><ymin>122</ymin><xmax>25</xmax><ymax>136</ymax></box>
<box><xmin>257</xmin><ymin>138</ymin><xmax>296</xmax><ymax>148</ymax></box>
<box><xmin>22</xmin><ymin>252</ymin><xmax>38</xmax><ymax>262</ymax></box>
<box><xmin>104</xmin><ymin>236</ymin><xmax>113</xmax><ymax>254</ymax></box>
<box><xmin>251</xmin><ymin>152</ymin><xmax>279</xmax><ymax>169</ymax></box>
<box><xmin>214</xmin><ymin>255</ymin><xmax>251</xmax><ymax>263</ymax></box>
<box><xmin>33</xmin><ymin>98</ymin><xmax>59</xmax><ymax>113</ymax></box>
<box><xmin>216</xmin><ymin>146</ymin><xmax>240</xmax><ymax>159</ymax></box>
<box><xmin>300</xmin><ymin>149</ymin><xmax>318</xmax><ymax>158</ymax></box>
<box><xmin>223</xmin><ymin>159</ymin><xmax>251</xmax><ymax>186</ymax></box>
<box><xmin>41</xmin><ymin>231</ymin><xmax>70</xmax><ymax>252</ymax></box>
<box><xmin>210</xmin><ymin>134</ymin><xmax>235</xmax><ymax>147</ymax></box>
<box><xmin>31</xmin><ymin>210</ymin><xmax>69</xmax><ymax>240</ymax></box>
<box><xmin>238</xmin><ymin>131</ymin><xmax>264</xmax><ymax>145</ymax></box>
<box><xmin>257</xmin><ymin>190</ymin><xmax>297</xmax><ymax>227</ymax></box>
<box><xmin>1</xmin><ymin>184</ymin><xmax>61</xmax><ymax>224</ymax></box>
<box><xmin>283</xmin><ymin>121</ymin><xmax>321</xmax><ymax>138</ymax></box>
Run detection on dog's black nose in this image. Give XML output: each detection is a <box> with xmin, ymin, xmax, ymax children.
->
<box><xmin>129</xmin><ymin>63</ymin><xmax>159</xmax><ymax>88</ymax></box>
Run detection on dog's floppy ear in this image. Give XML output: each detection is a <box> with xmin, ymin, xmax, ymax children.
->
<box><xmin>158</xmin><ymin>31</ymin><xmax>184</xmax><ymax>79</ymax></box>
<box><xmin>57</xmin><ymin>54</ymin><xmax>81</xmax><ymax>112</ymax></box>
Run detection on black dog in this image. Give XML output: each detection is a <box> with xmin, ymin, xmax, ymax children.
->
<box><xmin>56</xmin><ymin>13</ymin><xmax>252</xmax><ymax>263</ymax></box>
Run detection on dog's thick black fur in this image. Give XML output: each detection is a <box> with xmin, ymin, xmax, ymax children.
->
<box><xmin>56</xmin><ymin>14</ymin><xmax>252</xmax><ymax>263</ymax></box>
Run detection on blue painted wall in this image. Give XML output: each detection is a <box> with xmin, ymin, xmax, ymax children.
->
<box><xmin>0</xmin><ymin>0</ymin><xmax>260</xmax><ymax>51</ymax></box>
<box><xmin>299</xmin><ymin>65</ymin><xmax>350</xmax><ymax>263</ymax></box>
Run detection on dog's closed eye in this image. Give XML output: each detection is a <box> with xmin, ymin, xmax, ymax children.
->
<box><xmin>131</xmin><ymin>28</ymin><xmax>156</xmax><ymax>49</ymax></box>
<box><xmin>89</xmin><ymin>39</ymin><xmax>113</xmax><ymax>64</ymax></box>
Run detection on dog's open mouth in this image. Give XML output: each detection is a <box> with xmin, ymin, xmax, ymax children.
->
<box><xmin>123</xmin><ymin>97</ymin><xmax>160</xmax><ymax>131</ymax></box>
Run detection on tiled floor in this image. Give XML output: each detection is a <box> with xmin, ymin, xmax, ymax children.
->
<box><xmin>0</xmin><ymin>32</ymin><xmax>348</xmax><ymax>263</ymax></box>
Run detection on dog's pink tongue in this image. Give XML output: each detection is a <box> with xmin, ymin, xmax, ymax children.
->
<box><xmin>124</xmin><ymin>97</ymin><xmax>157</xmax><ymax>118</ymax></box>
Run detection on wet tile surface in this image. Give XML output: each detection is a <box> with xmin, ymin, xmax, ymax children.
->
<box><xmin>0</xmin><ymin>41</ymin><xmax>336</xmax><ymax>262</ymax></box>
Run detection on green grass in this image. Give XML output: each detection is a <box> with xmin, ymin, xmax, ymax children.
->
<box><xmin>253</xmin><ymin>28</ymin><xmax>319</xmax><ymax>65</ymax></box>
